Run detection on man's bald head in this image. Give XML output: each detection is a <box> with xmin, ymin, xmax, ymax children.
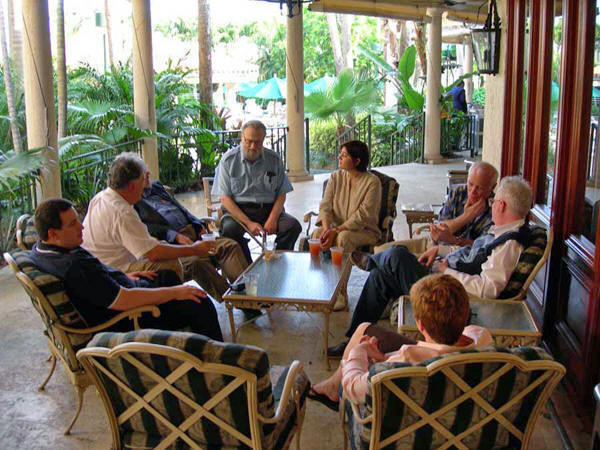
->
<box><xmin>466</xmin><ymin>161</ymin><xmax>498</xmax><ymax>203</ymax></box>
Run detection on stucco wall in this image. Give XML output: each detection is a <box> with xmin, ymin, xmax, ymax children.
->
<box><xmin>481</xmin><ymin>0</ymin><xmax>507</xmax><ymax>173</ymax></box>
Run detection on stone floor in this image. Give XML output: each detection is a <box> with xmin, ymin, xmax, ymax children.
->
<box><xmin>0</xmin><ymin>158</ymin><xmax>591</xmax><ymax>448</ymax></box>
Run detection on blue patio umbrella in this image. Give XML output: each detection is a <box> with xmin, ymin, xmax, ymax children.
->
<box><xmin>238</xmin><ymin>77</ymin><xmax>287</xmax><ymax>100</ymax></box>
<box><xmin>304</xmin><ymin>75</ymin><xmax>335</xmax><ymax>94</ymax></box>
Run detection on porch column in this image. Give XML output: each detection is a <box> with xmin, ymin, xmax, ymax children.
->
<box><xmin>463</xmin><ymin>36</ymin><xmax>474</xmax><ymax>105</ymax></box>
<box><xmin>22</xmin><ymin>0</ymin><xmax>61</xmax><ymax>199</ymax></box>
<box><xmin>424</xmin><ymin>7</ymin><xmax>444</xmax><ymax>163</ymax></box>
<box><xmin>286</xmin><ymin>4</ymin><xmax>312</xmax><ymax>181</ymax></box>
<box><xmin>132</xmin><ymin>0</ymin><xmax>159</xmax><ymax>179</ymax></box>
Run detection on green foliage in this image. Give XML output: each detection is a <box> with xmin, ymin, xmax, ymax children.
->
<box><xmin>155</xmin><ymin>18</ymin><xmax>197</xmax><ymax>42</ymax></box>
<box><xmin>304</xmin><ymin>69</ymin><xmax>381</xmax><ymax>132</ymax></box>
<box><xmin>472</xmin><ymin>87</ymin><xmax>486</xmax><ymax>106</ymax></box>
<box><xmin>308</xmin><ymin>120</ymin><xmax>338</xmax><ymax>169</ymax></box>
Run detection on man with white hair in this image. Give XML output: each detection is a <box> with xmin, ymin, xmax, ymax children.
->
<box><xmin>328</xmin><ymin>176</ymin><xmax>533</xmax><ymax>357</ymax></box>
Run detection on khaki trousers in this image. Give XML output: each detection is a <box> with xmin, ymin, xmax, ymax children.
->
<box><xmin>310</xmin><ymin>227</ymin><xmax>378</xmax><ymax>252</ymax></box>
<box><xmin>123</xmin><ymin>258</ymin><xmax>184</xmax><ymax>281</ymax></box>
<box><xmin>373</xmin><ymin>236</ymin><xmax>430</xmax><ymax>255</ymax></box>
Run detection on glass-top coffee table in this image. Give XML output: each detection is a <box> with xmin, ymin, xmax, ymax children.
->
<box><xmin>397</xmin><ymin>296</ymin><xmax>541</xmax><ymax>347</ymax></box>
<box><xmin>223</xmin><ymin>251</ymin><xmax>352</xmax><ymax>369</ymax></box>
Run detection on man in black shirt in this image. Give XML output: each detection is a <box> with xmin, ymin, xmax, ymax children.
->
<box><xmin>30</xmin><ymin>198</ymin><xmax>223</xmax><ymax>340</ymax></box>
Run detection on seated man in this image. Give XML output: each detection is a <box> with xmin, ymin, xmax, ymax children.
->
<box><xmin>30</xmin><ymin>199</ymin><xmax>223</xmax><ymax>341</ymax></box>
<box><xmin>82</xmin><ymin>152</ymin><xmax>226</xmax><ymax>302</ymax></box>
<box><xmin>382</xmin><ymin>161</ymin><xmax>497</xmax><ymax>256</ymax></box>
<box><xmin>134</xmin><ymin>179</ymin><xmax>248</xmax><ymax>296</ymax></box>
<box><xmin>330</xmin><ymin>176</ymin><xmax>532</xmax><ymax>357</ymax></box>
<box><xmin>309</xmin><ymin>274</ymin><xmax>492</xmax><ymax>408</ymax></box>
<box><xmin>212</xmin><ymin>119</ymin><xmax>302</xmax><ymax>262</ymax></box>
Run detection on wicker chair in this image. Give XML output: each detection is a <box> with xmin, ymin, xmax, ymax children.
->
<box><xmin>77</xmin><ymin>329</ymin><xmax>310</xmax><ymax>449</ymax></box>
<box><xmin>301</xmin><ymin>170</ymin><xmax>399</xmax><ymax>251</ymax></box>
<box><xmin>341</xmin><ymin>346</ymin><xmax>565</xmax><ymax>450</ymax></box>
<box><xmin>3</xmin><ymin>249</ymin><xmax>160</xmax><ymax>434</ymax></box>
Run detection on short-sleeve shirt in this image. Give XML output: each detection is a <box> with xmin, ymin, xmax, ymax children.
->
<box><xmin>30</xmin><ymin>242</ymin><xmax>133</xmax><ymax>326</ymax></box>
<box><xmin>82</xmin><ymin>187</ymin><xmax>159</xmax><ymax>271</ymax></box>
<box><xmin>438</xmin><ymin>185</ymin><xmax>493</xmax><ymax>241</ymax></box>
<box><xmin>212</xmin><ymin>145</ymin><xmax>293</xmax><ymax>204</ymax></box>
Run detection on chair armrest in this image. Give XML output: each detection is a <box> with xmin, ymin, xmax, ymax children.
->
<box><xmin>341</xmin><ymin>393</ymin><xmax>373</xmax><ymax>425</ymax></box>
<box><xmin>55</xmin><ymin>306</ymin><xmax>161</xmax><ymax>334</ymax></box>
<box><xmin>221</xmin><ymin>213</ymin><xmax>264</xmax><ymax>248</ymax></box>
<box><xmin>303</xmin><ymin>211</ymin><xmax>318</xmax><ymax>223</ymax></box>
<box><xmin>258</xmin><ymin>360</ymin><xmax>304</xmax><ymax>424</ymax></box>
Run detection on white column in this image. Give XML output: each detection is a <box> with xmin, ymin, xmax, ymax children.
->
<box><xmin>132</xmin><ymin>0</ymin><xmax>158</xmax><ymax>179</ymax></box>
<box><xmin>286</xmin><ymin>4</ymin><xmax>312</xmax><ymax>182</ymax></box>
<box><xmin>22</xmin><ymin>0</ymin><xmax>61</xmax><ymax>199</ymax></box>
<box><xmin>424</xmin><ymin>8</ymin><xmax>444</xmax><ymax>163</ymax></box>
<box><xmin>463</xmin><ymin>36</ymin><xmax>474</xmax><ymax>105</ymax></box>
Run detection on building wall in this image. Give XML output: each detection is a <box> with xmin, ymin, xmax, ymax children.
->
<box><xmin>481</xmin><ymin>0</ymin><xmax>507</xmax><ymax>172</ymax></box>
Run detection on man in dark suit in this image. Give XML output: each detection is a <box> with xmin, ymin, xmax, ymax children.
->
<box><xmin>135</xmin><ymin>180</ymin><xmax>248</xmax><ymax>302</ymax></box>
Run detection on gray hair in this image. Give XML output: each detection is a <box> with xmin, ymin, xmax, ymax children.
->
<box><xmin>241</xmin><ymin>119</ymin><xmax>267</xmax><ymax>135</ymax></box>
<box><xmin>108</xmin><ymin>152</ymin><xmax>146</xmax><ymax>190</ymax></box>
<box><xmin>469</xmin><ymin>161</ymin><xmax>499</xmax><ymax>187</ymax></box>
<box><xmin>495</xmin><ymin>176</ymin><xmax>533</xmax><ymax>218</ymax></box>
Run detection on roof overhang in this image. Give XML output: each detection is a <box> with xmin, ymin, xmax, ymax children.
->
<box><xmin>308</xmin><ymin>0</ymin><xmax>488</xmax><ymax>24</ymax></box>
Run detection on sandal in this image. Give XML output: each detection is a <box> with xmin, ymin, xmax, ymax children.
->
<box><xmin>307</xmin><ymin>386</ymin><xmax>339</xmax><ymax>412</ymax></box>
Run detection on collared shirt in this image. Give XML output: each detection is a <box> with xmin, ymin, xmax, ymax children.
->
<box><xmin>82</xmin><ymin>187</ymin><xmax>159</xmax><ymax>271</ymax></box>
<box><xmin>443</xmin><ymin>218</ymin><xmax>526</xmax><ymax>299</ymax></box>
<box><xmin>30</xmin><ymin>241</ymin><xmax>133</xmax><ymax>326</ymax></box>
<box><xmin>341</xmin><ymin>325</ymin><xmax>493</xmax><ymax>404</ymax></box>
<box><xmin>438</xmin><ymin>185</ymin><xmax>493</xmax><ymax>241</ymax></box>
<box><xmin>212</xmin><ymin>145</ymin><xmax>293</xmax><ymax>204</ymax></box>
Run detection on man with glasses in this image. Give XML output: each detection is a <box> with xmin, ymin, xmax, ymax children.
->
<box><xmin>212</xmin><ymin>120</ymin><xmax>301</xmax><ymax>263</ymax></box>
<box><xmin>82</xmin><ymin>152</ymin><xmax>226</xmax><ymax>301</ymax></box>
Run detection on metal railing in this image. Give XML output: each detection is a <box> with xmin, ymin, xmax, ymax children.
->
<box><xmin>335</xmin><ymin>115</ymin><xmax>372</xmax><ymax>161</ymax></box>
<box><xmin>60</xmin><ymin>139</ymin><xmax>142</xmax><ymax>211</ymax></box>
<box><xmin>215</xmin><ymin>119</ymin><xmax>311</xmax><ymax>172</ymax></box>
<box><xmin>390</xmin><ymin>113</ymin><xmax>425</xmax><ymax>165</ymax></box>
<box><xmin>440</xmin><ymin>114</ymin><xmax>477</xmax><ymax>156</ymax></box>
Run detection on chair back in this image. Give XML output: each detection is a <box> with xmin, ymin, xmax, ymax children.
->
<box><xmin>5</xmin><ymin>249</ymin><xmax>92</xmax><ymax>373</ymax></box>
<box><xmin>202</xmin><ymin>177</ymin><xmax>222</xmax><ymax>218</ymax></box>
<box><xmin>16</xmin><ymin>214</ymin><xmax>38</xmax><ymax>250</ymax></box>
<box><xmin>345</xmin><ymin>347</ymin><xmax>565</xmax><ymax>450</ymax></box>
<box><xmin>369</xmin><ymin>170</ymin><xmax>399</xmax><ymax>244</ymax></box>
<box><xmin>77</xmin><ymin>329</ymin><xmax>281</xmax><ymax>450</ymax></box>
<box><xmin>497</xmin><ymin>226</ymin><xmax>551</xmax><ymax>300</ymax></box>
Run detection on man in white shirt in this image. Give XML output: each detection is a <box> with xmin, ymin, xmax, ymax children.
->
<box><xmin>82</xmin><ymin>153</ymin><xmax>222</xmax><ymax>298</ymax></box>
<box><xmin>329</xmin><ymin>176</ymin><xmax>532</xmax><ymax>357</ymax></box>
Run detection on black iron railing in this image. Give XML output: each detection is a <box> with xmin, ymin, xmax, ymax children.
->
<box><xmin>390</xmin><ymin>113</ymin><xmax>425</xmax><ymax>165</ymax></box>
<box><xmin>335</xmin><ymin>115</ymin><xmax>372</xmax><ymax>162</ymax></box>
<box><xmin>60</xmin><ymin>139</ymin><xmax>142</xmax><ymax>211</ymax></box>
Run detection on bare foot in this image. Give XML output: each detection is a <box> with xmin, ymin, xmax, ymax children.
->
<box><xmin>311</xmin><ymin>379</ymin><xmax>340</xmax><ymax>402</ymax></box>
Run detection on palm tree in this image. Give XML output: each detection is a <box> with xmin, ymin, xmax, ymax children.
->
<box><xmin>0</xmin><ymin>0</ymin><xmax>21</xmax><ymax>153</ymax></box>
<box><xmin>304</xmin><ymin>68</ymin><xmax>380</xmax><ymax>136</ymax></box>
<box><xmin>104</xmin><ymin>0</ymin><xmax>115</xmax><ymax>68</ymax></box>
<box><xmin>56</xmin><ymin>0</ymin><xmax>67</xmax><ymax>139</ymax></box>
<box><xmin>197</xmin><ymin>0</ymin><xmax>212</xmax><ymax>108</ymax></box>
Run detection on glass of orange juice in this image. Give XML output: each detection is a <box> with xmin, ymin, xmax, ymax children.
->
<box><xmin>308</xmin><ymin>239</ymin><xmax>320</xmax><ymax>258</ymax></box>
<box><xmin>264</xmin><ymin>239</ymin><xmax>276</xmax><ymax>261</ymax></box>
<box><xmin>331</xmin><ymin>247</ymin><xmax>344</xmax><ymax>265</ymax></box>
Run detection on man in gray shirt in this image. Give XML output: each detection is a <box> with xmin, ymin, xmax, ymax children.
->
<box><xmin>213</xmin><ymin>120</ymin><xmax>301</xmax><ymax>262</ymax></box>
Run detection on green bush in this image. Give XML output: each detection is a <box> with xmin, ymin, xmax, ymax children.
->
<box><xmin>309</xmin><ymin>120</ymin><xmax>338</xmax><ymax>170</ymax></box>
<box><xmin>472</xmin><ymin>87</ymin><xmax>486</xmax><ymax>106</ymax></box>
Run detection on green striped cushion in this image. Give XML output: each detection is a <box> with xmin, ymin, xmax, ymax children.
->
<box><xmin>10</xmin><ymin>249</ymin><xmax>92</xmax><ymax>371</ymax></box>
<box><xmin>88</xmin><ymin>329</ymin><xmax>305</xmax><ymax>449</ymax></box>
<box><xmin>17</xmin><ymin>214</ymin><xmax>38</xmax><ymax>250</ymax></box>
<box><xmin>370</xmin><ymin>170</ymin><xmax>399</xmax><ymax>242</ymax></box>
<box><xmin>499</xmin><ymin>226</ymin><xmax>547</xmax><ymax>299</ymax></box>
<box><xmin>345</xmin><ymin>346</ymin><xmax>553</xmax><ymax>449</ymax></box>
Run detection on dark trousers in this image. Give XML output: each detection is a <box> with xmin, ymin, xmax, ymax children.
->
<box><xmin>220</xmin><ymin>204</ymin><xmax>302</xmax><ymax>263</ymax></box>
<box><xmin>109</xmin><ymin>270</ymin><xmax>223</xmax><ymax>341</ymax></box>
<box><xmin>346</xmin><ymin>246</ymin><xmax>431</xmax><ymax>337</ymax></box>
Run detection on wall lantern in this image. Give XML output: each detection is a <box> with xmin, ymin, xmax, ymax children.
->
<box><xmin>257</xmin><ymin>0</ymin><xmax>311</xmax><ymax>18</ymax></box>
<box><xmin>471</xmin><ymin>0</ymin><xmax>502</xmax><ymax>75</ymax></box>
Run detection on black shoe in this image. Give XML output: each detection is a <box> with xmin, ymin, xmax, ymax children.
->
<box><xmin>241</xmin><ymin>308</ymin><xmax>262</xmax><ymax>320</ymax></box>
<box><xmin>327</xmin><ymin>341</ymin><xmax>348</xmax><ymax>359</ymax></box>
<box><xmin>350</xmin><ymin>251</ymin><xmax>371</xmax><ymax>271</ymax></box>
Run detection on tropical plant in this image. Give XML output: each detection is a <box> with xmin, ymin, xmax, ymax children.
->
<box><xmin>304</xmin><ymin>68</ymin><xmax>380</xmax><ymax>136</ymax></box>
